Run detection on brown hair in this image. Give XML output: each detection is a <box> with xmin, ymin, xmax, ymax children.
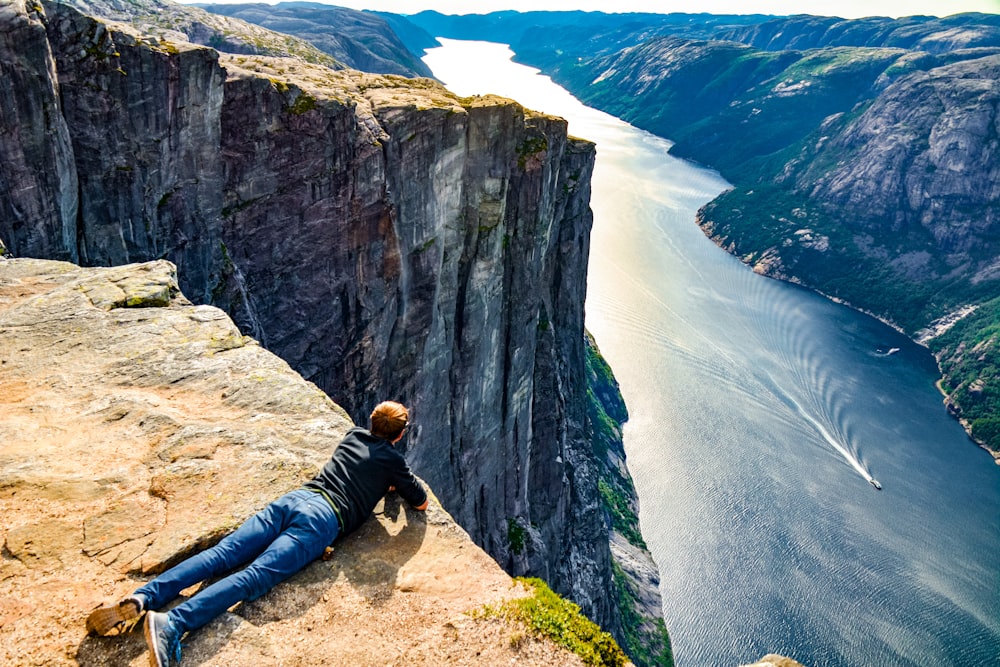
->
<box><xmin>370</xmin><ymin>401</ymin><xmax>409</xmax><ymax>441</ymax></box>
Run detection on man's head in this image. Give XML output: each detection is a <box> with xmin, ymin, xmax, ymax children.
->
<box><xmin>370</xmin><ymin>401</ymin><xmax>409</xmax><ymax>442</ymax></box>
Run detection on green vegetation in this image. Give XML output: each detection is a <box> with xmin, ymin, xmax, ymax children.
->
<box><xmin>599</xmin><ymin>478</ymin><xmax>646</xmax><ymax>549</ymax></box>
<box><xmin>414</xmin><ymin>237</ymin><xmax>437</xmax><ymax>254</ymax></box>
<box><xmin>584</xmin><ymin>331</ymin><xmax>673</xmax><ymax>665</ymax></box>
<box><xmin>475</xmin><ymin>577</ymin><xmax>629</xmax><ymax>667</ymax></box>
<box><xmin>157</xmin><ymin>191</ymin><xmax>174</xmax><ymax>209</ymax></box>
<box><xmin>612</xmin><ymin>561</ymin><xmax>674</xmax><ymax>667</ymax></box>
<box><xmin>507</xmin><ymin>518</ymin><xmax>527</xmax><ymax>555</ymax></box>
<box><xmin>699</xmin><ymin>185</ymin><xmax>999</xmax><ymax>333</ymax></box>
<box><xmin>586</xmin><ymin>332</ymin><xmax>643</xmax><ymax>547</ymax></box>
<box><xmin>537</xmin><ymin>310</ymin><xmax>551</xmax><ymax>332</ymax></box>
<box><xmin>929</xmin><ymin>297</ymin><xmax>1000</xmax><ymax>454</ymax></box>
<box><xmin>517</xmin><ymin>135</ymin><xmax>549</xmax><ymax>168</ymax></box>
<box><xmin>288</xmin><ymin>91</ymin><xmax>317</xmax><ymax>115</ymax></box>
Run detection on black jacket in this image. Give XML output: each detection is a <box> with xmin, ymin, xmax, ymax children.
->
<box><xmin>304</xmin><ymin>427</ymin><xmax>427</xmax><ymax>536</ymax></box>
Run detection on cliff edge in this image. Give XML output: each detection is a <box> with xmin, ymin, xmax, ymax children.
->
<box><xmin>0</xmin><ymin>0</ymin><xmax>654</xmax><ymax>652</ymax></box>
<box><xmin>0</xmin><ymin>256</ymin><xmax>596</xmax><ymax>666</ymax></box>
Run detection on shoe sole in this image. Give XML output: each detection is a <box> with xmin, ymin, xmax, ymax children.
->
<box><xmin>144</xmin><ymin>613</ymin><xmax>166</xmax><ymax>667</ymax></box>
<box><xmin>85</xmin><ymin>599</ymin><xmax>142</xmax><ymax>636</ymax></box>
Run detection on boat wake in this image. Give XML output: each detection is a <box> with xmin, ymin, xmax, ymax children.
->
<box><xmin>758</xmin><ymin>369</ymin><xmax>881</xmax><ymax>490</ymax></box>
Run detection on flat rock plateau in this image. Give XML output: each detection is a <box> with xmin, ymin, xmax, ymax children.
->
<box><xmin>0</xmin><ymin>256</ymin><xmax>583</xmax><ymax>667</ymax></box>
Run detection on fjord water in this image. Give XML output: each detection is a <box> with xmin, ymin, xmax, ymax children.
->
<box><xmin>424</xmin><ymin>40</ymin><xmax>1000</xmax><ymax>667</ymax></box>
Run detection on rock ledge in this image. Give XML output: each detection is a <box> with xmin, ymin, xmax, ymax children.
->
<box><xmin>0</xmin><ymin>257</ymin><xmax>583</xmax><ymax>666</ymax></box>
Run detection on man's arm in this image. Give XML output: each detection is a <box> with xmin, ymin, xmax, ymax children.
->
<box><xmin>388</xmin><ymin>486</ymin><xmax>427</xmax><ymax>510</ymax></box>
<box><xmin>386</xmin><ymin>484</ymin><xmax>425</xmax><ymax>510</ymax></box>
<box><xmin>389</xmin><ymin>463</ymin><xmax>428</xmax><ymax>510</ymax></box>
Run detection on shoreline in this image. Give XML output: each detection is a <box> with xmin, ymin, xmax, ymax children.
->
<box><xmin>696</xmin><ymin>212</ymin><xmax>1000</xmax><ymax>466</ymax></box>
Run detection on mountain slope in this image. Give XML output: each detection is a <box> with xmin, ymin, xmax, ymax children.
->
<box><xmin>53</xmin><ymin>0</ymin><xmax>342</xmax><ymax>66</ymax></box>
<box><xmin>198</xmin><ymin>2</ymin><xmax>434</xmax><ymax>77</ymax></box>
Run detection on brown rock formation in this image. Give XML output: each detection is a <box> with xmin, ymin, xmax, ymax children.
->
<box><xmin>740</xmin><ymin>655</ymin><xmax>807</xmax><ymax>667</ymax></box>
<box><xmin>0</xmin><ymin>256</ymin><xmax>584</xmax><ymax>666</ymax></box>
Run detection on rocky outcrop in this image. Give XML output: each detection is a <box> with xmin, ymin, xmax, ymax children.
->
<box><xmin>0</xmin><ymin>256</ymin><xmax>591</xmax><ymax>666</ymax></box>
<box><xmin>0</xmin><ymin>0</ymin><xmax>629</xmax><ymax>647</ymax></box>
<box><xmin>209</xmin><ymin>53</ymin><xmax>612</xmax><ymax>632</ymax></box>
<box><xmin>199</xmin><ymin>2</ymin><xmax>434</xmax><ymax>77</ymax></box>
<box><xmin>52</xmin><ymin>0</ymin><xmax>343</xmax><ymax>68</ymax></box>
<box><xmin>740</xmin><ymin>656</ymin><xmax>806</xmax><ymax>667</ymax></box>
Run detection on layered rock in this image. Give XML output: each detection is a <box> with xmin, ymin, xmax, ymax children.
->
<box><xmin>0</xmin><ymin>0</ymin><xmax>626</xmax><ymax>645</ymax></box>
<box><xmin>0</xmin><ymin>256</ymin><xmax>588</xmax><ymax>666</ymax></box>
<box><xmin>44</xmin><ymin>1</ymin><xmax>226</xmax><ymax>304</ymax></box>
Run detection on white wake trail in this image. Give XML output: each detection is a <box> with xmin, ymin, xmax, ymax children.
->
<box><xmin>760</xmin><ymin>370</ymin><xmax>876</xmax><ymax>485</ymax></box>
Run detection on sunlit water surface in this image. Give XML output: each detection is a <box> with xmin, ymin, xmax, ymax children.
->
<box><xmin>424</xmin><ymin>39</ymin><xmax>1000</xmax><ymax>667</ymax></box>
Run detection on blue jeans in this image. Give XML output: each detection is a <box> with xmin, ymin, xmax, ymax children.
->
<box><xmin>136</xmin><ymin>489</ymin><xmax>340</xmax><ymax>634</ymax></box>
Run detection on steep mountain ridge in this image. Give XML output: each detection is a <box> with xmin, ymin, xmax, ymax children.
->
<box><xmin>714</xmin><ymin>12</ymin><xmax>1000</xmax><ymax>53</ymax></box>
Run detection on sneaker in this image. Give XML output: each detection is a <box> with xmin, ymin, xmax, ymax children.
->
<box><xmin>85</xmin><ymin>595</ymin><xmax>145</xmax><ymax>636</ymax></box>
<box><xmin>143</xmin><ymin>611</ymin><xmax>182</xmax><ymax>667</ymax></box>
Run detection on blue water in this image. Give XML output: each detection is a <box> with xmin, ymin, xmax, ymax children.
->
<box><xmin>424</xmin><ymin>39</ymin><xmax>1000</xmax><ymax>667</ymax></box>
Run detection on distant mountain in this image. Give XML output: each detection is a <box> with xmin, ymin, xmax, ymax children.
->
<box><xmin>53</xmin><ymin>0</ymin><xmax>342</xmax><ymax>67</ymax></box>
<box><xmin>404</xmin><ymin>9</ymin><xmax>774</xmax><ymax>60</ymax></box>
<box><xmin>197</xmin><ymin>2</ymin><xmax>434</xmax><ymax>77</ymax></box>
<box><xmin>402</xmin><ymin>10</ymin><xmax>1000</xmax><ymax>461</ymax></box>
<box><xmin>714</xmin><ymin>12</ymin><xmax>1000</xmax><ymax>52</ymax></box>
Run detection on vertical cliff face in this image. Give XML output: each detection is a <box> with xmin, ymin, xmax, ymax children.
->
<box><xmin>212</xmin><ymin>56</ymin><xmax>610</xmax><ymax>627</ymax></box>
<box><xmin>1</xmin><ymin>0</ymin><xmax>226</xmax><ymax>302</ymax></box>
<box><xmin>0</xmin><ymin>1</ymin><xmax>618</xmax><ymax>638</ymax></box>
<box><xmin>0</xmin><ymin>0</ymin><xmax>77</xmax><ymax>263</ymax></box>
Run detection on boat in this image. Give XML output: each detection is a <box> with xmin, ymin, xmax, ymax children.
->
<box><xmin>869</xmin><ymin>478</ymin><xmax>882</xmax><ymax>490</ymax></box>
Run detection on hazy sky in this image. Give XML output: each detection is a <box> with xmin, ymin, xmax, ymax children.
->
<box><xmin>193</xmin><ymin>0</ymin><xmax>1000</xmax><ymax>19</ymax></box>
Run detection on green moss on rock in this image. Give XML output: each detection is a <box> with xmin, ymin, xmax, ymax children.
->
<box><xmin>476</xmin><ymin>577</ymin><xmax>629</xmax><ymax>667</ymax></box>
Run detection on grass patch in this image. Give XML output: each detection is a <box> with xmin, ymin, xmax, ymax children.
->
<box><xmin>612</xmin><ymin>560</ymin><xmax>673</xmax><ymax>667</ymax></box>
<box><xmin>517</xmin><ymin>135</ymin><xmax>549</xmax><ymax>168</ymax></box>
<box><xmin>288</xmin><ymin>91</ymin><xmax>317</xmax><ymax>115</ymax></box>
<box><xmin>475</xmin><ymin>577</ymin><xmax>629</xmax><ymax>667</ymax></box>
